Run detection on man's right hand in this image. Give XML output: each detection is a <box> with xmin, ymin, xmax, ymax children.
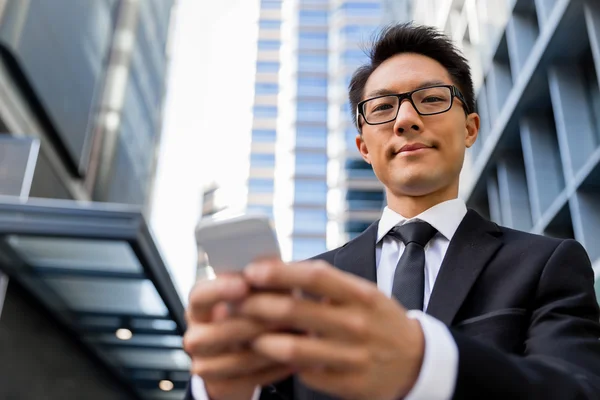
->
<box><xmin>183</xmin><ymin>273</ymin><xmax>293</xmax><ymax>400</ymax></box>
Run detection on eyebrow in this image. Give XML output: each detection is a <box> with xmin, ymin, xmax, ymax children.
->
<box><xmin>364</xmin><ymin>79</ymin><xmax>449</xmax><ymax>99</ymax></box>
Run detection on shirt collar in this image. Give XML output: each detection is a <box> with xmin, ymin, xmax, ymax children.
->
<box><xmin>377</xmin><ymin>198</ymin><xmax>467</xmax><ymax>243</ymax></box>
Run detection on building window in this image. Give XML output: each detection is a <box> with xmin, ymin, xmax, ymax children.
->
<box><xmin>253</xmin><ymin>105</ymin><xmax>278</xmax><ymax>119</ymax></box>
<box><xmin>345</xmin><ymin>159</ymin><xmax>375</xmax><ymax>179</ymax></box>
<box><xmin>259</xmin><ymin>20</ymin><xmax>281</xmax><ymax>30</ymax></box>
<box><xmin>247</xmin><ymin>205</ymin><xmax>273</xmax><ymax>218</ymax></box>
<box><xmin>342</xmin><ymin>49</ymin><xmax>369</xmax><ymax>67</ymax></box>
<box><xmin>257</xmin><ymin>40</ymin><xmax>281</xmax><ymax>51</ymax></box>
<box><xmin>296</xmin><ymin>126</ymin><xmax>327</xmax><ymax>148</ymax></box>
<box><xmin>252</xmin><ymin>129</ymin><xmax>277</xmax><ymax>142</ymax></box>
<box><xmin>248</xmin><ymin>178</ymin><xmax>275</xmax><ymax>193</ymax></box>
<box><xmin>345</xmin><ymin>221</ymin><xmax>373</xmax><ymax>239</ymax></box>
<box><xmin>293</xmin><ymin>209</ymin><xmax>328</xmax><ymax>234</ymax></box>
<box><xmin>346</xmin><ymin>189</ymin><xmax>384</xmax><ymax>210</ymax></box>
<box><xmin>340</xmin><ymin>24</ymin><xmax>378</xmax><ymax>41</ymax></box>
<box><xmin>298</xmin><ymin>10</ymin><xmax>328</xmax><ymax>26</ymax></box>
<box><xmin>298</xmin><ymin>54</ymin><xmax>328</xmax><ymax>73</ymax></box>
<box><xmin>294</xmin><ymin>180</ymin><xmax>328</xmax><ymax>204</ymax></box>
<box><xmin>345</xmin><ymin>128</ymin><xmax>359</xmax><ymax>149</ymax></box>
<box><xmin>256</xmin><ymin>61</ymin><xmax>280</xmax><ymax>73</ymax></box>
<box><xmin>296</xmin><ymin>101</ymin><xmax>327</xmax><ymax>122</ymax></box>
<box><xmin>255</xmin><ymin>82</ymin><xmax>279</xmax><ymax>95</ymax></box>
<box><xmin>339</xmin><ymin>2</ymin><xmax>381</xmax><ymax>17</ymax></box>
<box><xmin>297</xmin><ymin>77</ymin><xmax>328</xmax><ymax>97</ymax></box>
<box><xmin>292</xmin><ymin>237</ymin><xmax>327</xmax><ymax>261</ymax></box>
<box><xmin>295</xmin><ymin>152</ymin><xmax>327</xmax><ymax>176</ymax></box>
<box><xmin>261</xmin><ymin>0</ymin><xmax>282</xmax><ymax>9</ymax></box>
<box><xmin>250</xmin><ymin>153</ymin><xmax>276</xmax><ymax>168</ymax></box>
<box><xmin>298</xmin><ymin>31</ymin><xmax>328</xmax><ymax>50</ymax></box>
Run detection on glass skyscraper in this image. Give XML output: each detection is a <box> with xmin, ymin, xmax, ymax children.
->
<box><xmin>200</xmin><ymin>0</ymin><xmax>412</xmax><ymax>261</ymax></box>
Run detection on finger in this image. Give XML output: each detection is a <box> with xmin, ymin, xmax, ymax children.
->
<box><xmin>184</xmin><ymin>318</ymin><xmax>267</xmax><ymax>356</ymax></box>
<box><xmin>238</xmin><ymin>293</ymin><xmax>365</xmax><ymax>340</ymax></box>
<box><xmin>298</xmin><ymin>368</ymin><xmax>365</xmax><ymax>400</ymax></box>
<box><xmin>188</xmin><ymin>274</ymin><xmax>249</xmax><ymax>322</ymax></box>
<box><xmin>202</xmin><ymin>364</ymin><xmax>295</xmax><ymax>399</ymax></box>
<box><xmin>192</xmin><ymin>351</ymin><xmax>275</xmax><ymax>379</ymax></box>
<box><xmin>252</xmin><ymin>333</ymin><xmax>367</xmax><ymax>371</ymax></box>
<box><xmin>244</xmin><ymin>260</ymin><xmax>379</xmax><ymax>305</ymax></box>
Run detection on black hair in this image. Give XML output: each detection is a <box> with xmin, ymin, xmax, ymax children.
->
<box><xmin>349</xmin><ymin>22</ymin><xmax>474</xmax><ymax>131</ymax></box>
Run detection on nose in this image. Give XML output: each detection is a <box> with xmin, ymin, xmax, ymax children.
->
<box><xmin>393</xmin><ymin>99</ymin><xmax>423</xmax><ymax>135</ymax></box>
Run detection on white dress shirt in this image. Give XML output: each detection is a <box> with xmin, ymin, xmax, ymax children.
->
<box><xmin>192</xmin><ymin>198</ymin><xmax>466</xmax><ymax>400</ymax></box>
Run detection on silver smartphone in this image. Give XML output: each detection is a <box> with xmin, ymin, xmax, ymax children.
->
<box><xmin>195</xmin><ymin>214</ymin><xmax>280</xmax><ymax>277</ymax></box>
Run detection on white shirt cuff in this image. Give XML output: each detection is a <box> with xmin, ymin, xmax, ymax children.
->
<box><xmin>403</xmin><ymin>310</ymin><xmax>458</xmax><ymax>400</ymax></box>
<box><xmin>191</xmin><ymin>375</ymin><xmax>261</xmax><ymax>400</ymax></box>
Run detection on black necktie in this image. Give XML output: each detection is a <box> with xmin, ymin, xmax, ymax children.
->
<box><xmin>387</xmin><ymin>222</ymin><xmax>437</xmax><ymax>310</ymax></box>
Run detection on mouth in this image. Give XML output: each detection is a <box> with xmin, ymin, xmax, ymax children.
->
<box><xmin>396</xmin><ymin>143</ymin><xmax>433</xmax><ymax>155</ymax></box>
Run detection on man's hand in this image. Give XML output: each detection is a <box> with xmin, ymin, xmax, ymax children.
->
<box><xmin>237</xmin><ymin>260</ymin><xmax>425</xmax><ymax>400</ymax></box>
<box><xmin>183</xmin><ymin>273</ymin><xmax>294</xmax><ymax>400</ymax></box>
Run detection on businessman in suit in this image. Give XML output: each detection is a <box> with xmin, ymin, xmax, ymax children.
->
<box><xmin>184</xmin><ymin>23</ymin><xmax>600</xmax><ymax>400</ymax></box>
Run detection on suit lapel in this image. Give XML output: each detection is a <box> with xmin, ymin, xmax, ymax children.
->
<box><xmin>333</xmin><ymin>220</ymin><xmax>379</xmax><ymax>284</ymax></box>
<box><xmin>426</xmin><ymin>209</ymin><xmax>503</xmax><ymax>326</ymax></box>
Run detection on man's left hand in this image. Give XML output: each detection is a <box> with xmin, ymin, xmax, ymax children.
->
<box><xmin>237</xmin><ymin>259</ymin><xmax>425</xmax><ymax>400</ymax></box>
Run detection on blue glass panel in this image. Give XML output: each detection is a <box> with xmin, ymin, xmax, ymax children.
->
<box><xmin>256</xmin><ymin>62</ymin><xmax>280</xmax><ymax>73</ymax></box>
<box><xmin>345</xmin><ymin>159</ymin><xmax>375</xmax><ymax>178</ymax></box>
<box><xmin>261</xmin><ymin>1</ymin><xmax>282</xmax><ymax>9</ymax></box>
<box><xmin>296</xmin><ymin>126</ymin><xmax>327</xmax><ymax>148</ymax></box>
<box><xmin>295</xmin><ymin>180</ymin><xmax>328</xmax><ymax>204</ymax></box>
<box><xmin>247</xmin><ymin>205</ymin><xmax>273</xmax><ymax>218</ymax></box>
<box><xmin>292</xmin><ymin>237</ymin><xmax>327</xmax><ymax>260</ymax></box>
<box><xmin>248</xmin><ymin>178</ymin><xmax>275</xmax><ymax>193</ymax></box>
<box><xmin>250</xmin><ymin>153</ymin><xmax>276</xmax><ymax>168</ymax></box>
<box><xmin>340</xmin><ymin>24</ymin><xmax>379</xmax><ymax>41</ymax></box>
<box><xmin>252</xmin><ymin>129</ymin><xmax>277</xmax><ymax>142</ymax></box>
<box><xmin>297</xmin><ymin>77</ymin><xmax>328</xmax><ymax>97</ymax></box>
<box><xmin>298</xmin><ymin>54</ymin><xmax>328</xmax><ymax>73</ymax></box>
<box><xmin>258</xmin><ymin>40</ymin><xmax>281</xmax><ymax>50</ymax></box>
<box><xmin>255</xmin><ymin>82</ymin><xmax>279</xmax><ymax>95</ymax></box>
<box><xmin>342</xmin><ymin>49</ymin><xmax>369</xmax><ymax>66</ymax></box>
<box><xmin>259</xmin><ymin>20</ymin><xmax>281</xmax><ymax>30</ymax></box>
<box><xmin>297</xmin><ymin>101</ymin><xmax>327</xmax><ymax>122</ymax></box>
<box><xmin>293</xmin><ymin>209</ymin><xmax>327</xmax><ymax>234</ymax></box>
<box><xmin>298</xmin><ymin>31</ymin><xmax>328</xmax><ymax>50</ymax></box>
<box><xmin>295</xmin><ymin>152</ymin><xmax>327</xmax><ymax>176</ymax></box>
<box><xmin>339</xmin><ymin>2</ymin><xmax>381</xmax><ymax>17</ymax></box>
<box><xmin>298</xmin><ymin>10</ymin><xmax>328</xmax><ymax>25</ymax></box>
<box><xmin>253</xmin><ymin>106</ymin><xmax>278</xmax><ymax>118</ymax></box>
<box><xmin>345</xmin><ymin>128</ymin><xmax>359</xmax><ymax>149</ymax></box>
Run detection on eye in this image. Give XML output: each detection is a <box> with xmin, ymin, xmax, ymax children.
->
<box><xmin>422</xmin><ymin>96</ymin><xmax>446</xmax><ymax>103</ymax></box>
<box><xmin>372</xmin><ymin>103</ymin><xmax>394</xmax><ymax>112</ymax></box>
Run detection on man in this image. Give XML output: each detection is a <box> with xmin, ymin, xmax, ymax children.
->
<box><xmin>184</xmin><ymin>23</ymin><xmax>600</xmax><ymax>400</ymax></box>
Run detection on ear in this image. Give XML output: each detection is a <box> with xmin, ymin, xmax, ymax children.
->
<box><xmin>464</xmin><ymin>112</ymin><xmax>480</xmax><ymax>148</ymax></box>
<box><xmin>356</xmin><ymin>134</ymin><xmax>371</xmax><ymax>164</ymax></box>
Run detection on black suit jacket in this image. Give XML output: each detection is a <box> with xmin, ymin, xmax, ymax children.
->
<box><xmin>187</xmin><ymin>209</ymin><xmax>600</xmax><ymax>400</ymax></box>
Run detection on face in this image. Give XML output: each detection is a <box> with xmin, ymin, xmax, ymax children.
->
<box><xmin>356</xmin><ymin>53</ymin><xmax>479</xmax><ymax>199</ymax></box>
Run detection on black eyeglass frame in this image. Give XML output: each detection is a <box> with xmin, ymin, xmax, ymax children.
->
<box><xmin>356</xmin><ymin>84</ymin><xmax>470</xmax><ymax>127</ymax></box>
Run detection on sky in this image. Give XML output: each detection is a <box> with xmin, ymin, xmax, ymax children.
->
<box><xmin>150</xmin><ymin>0</ymin><xmax>259</xmax><ymax>301</ymax></box>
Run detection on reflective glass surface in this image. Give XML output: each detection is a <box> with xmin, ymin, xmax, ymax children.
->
<box><xmin>8</xmin><ymin>236</ymin><xmax>143</xmax><ymax>273</ymax></box>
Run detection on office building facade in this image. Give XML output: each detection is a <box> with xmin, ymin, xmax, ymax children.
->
<box><xmin>411</xmin><ymin>0</ymin><xmax>600</xmax><ymax>275</ymax></box>
<box><xmin>203</xmin><ymin>0</ymin><xmax>399</xmax><ymax>261</ymax></box>
<box><xmin>0</xmin><ymin>0</ymin><xmax>178</xmax><ymax>398</ymax></box>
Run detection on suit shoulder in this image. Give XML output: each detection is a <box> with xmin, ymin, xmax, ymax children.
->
<box><xmin>309</xmin><ymin>247</ymin><xmax>343</xmax><ymax>264</ymax></box>
<box><xmin>497</xmin><ymin>224</ymin><xmax>583</xmax><ymax>255</ymax></box>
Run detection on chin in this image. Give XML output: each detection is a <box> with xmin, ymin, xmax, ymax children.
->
<box><xmin>389</xmin><ymin>174</ymin><xmax>446</xmax><ymax>197</ymax></box>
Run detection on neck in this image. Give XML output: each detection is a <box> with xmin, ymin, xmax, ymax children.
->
<box><xmin>385</xmin><ymin>184</ymin><xmax>459</xmax><ymax>218</ymax></box>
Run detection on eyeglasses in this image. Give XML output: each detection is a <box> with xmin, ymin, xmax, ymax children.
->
<box><xmin>357</xmin><ymin>85</ymin><xmax>469</xmax><ymax>126</ymax></box>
